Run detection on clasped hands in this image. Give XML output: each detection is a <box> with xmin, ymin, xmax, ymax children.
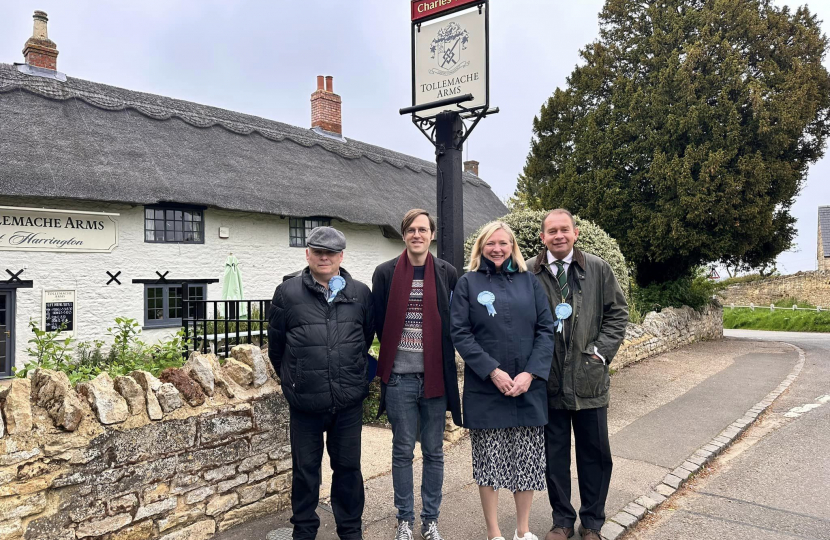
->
<box><xmin>489</xmin><ymin>368</ymin><xmax>533</xmax><ymax>397</ymax></box>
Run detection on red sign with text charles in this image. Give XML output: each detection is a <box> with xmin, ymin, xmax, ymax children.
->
<box><xmin>412</xmin><ymin>0</ymin><xmax>481</xmax><ymax>22</ymax></box>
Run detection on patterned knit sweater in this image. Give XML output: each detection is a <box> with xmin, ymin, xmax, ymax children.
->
<box><xmin>393</xmin><ymin>265</ymin><xmax>425</xmax><ymax>374</ymax></box>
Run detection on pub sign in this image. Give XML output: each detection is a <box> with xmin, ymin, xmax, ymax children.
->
<box><xmin>0</xmin><ymin>206</ymin><xmax>119</xmax><ymax>253</ymax></box>
<box><xmin>412</xmin><ymin>1</ymin><xmax>488</xmax><ymax>118</ymax></box>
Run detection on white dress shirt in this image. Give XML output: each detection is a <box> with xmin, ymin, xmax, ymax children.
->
<box><xmin>547</xmin><ymin>249</ymin><xmax>574</xmax><ymax>276</ymax></box>
<box><xmin>545</xmin><ymin>248</ymin><xmax>606</xmax><ymax>364</ymax></box>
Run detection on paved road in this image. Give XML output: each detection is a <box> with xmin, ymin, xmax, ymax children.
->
<box><xmin>631</xmin><ymin>330</ymin><xmax>830</xmax><ymax>540</ymax></box>
<box><xmin>215</xmin><ymin>336</ymin><xmax>802</xmax><ymax>540</ymax></box>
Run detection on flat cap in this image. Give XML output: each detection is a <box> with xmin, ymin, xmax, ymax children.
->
<box><xmin>306</xmin><ymin>226</ymin><xmax>346</xmax><ymax>253</ymax></box>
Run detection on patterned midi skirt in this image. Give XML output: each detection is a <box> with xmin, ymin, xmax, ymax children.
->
<box><xmin>470</xmin><ymin>425</ymin><xmax>546</xmax><ymax>492</ymax></box>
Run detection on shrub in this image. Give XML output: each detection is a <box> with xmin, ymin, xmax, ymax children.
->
<box><xmin>15</xmin><ymin>317</ymin><xmax>190</xmax><ymax>385</ymax></box>
<box><xmin>464</xmin><ymin>209</ymin><xmax>631</xmax><ymax>300</ymax></box>
<box><xmin>13</xmin><ymin>321</ymin><xmax>74</xmax><ymax>380</ymax></box>
<box><xmin>634</xmin><ymin>270</ymin><xmax>723</xmax><ymax>312</ymax></box>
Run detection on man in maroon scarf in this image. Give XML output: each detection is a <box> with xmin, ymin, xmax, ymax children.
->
<box><xmin>372</xmin><ymin>209</ymin><xmax>461</xmax><ymax>540</ymax></box>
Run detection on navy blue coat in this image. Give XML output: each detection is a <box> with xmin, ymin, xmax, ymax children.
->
<box><xmin>450</xmin><ymin>260</ymin><xmax>556</xmax><ymax>429</ymax></box>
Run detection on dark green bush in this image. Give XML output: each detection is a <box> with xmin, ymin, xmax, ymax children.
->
<box><xmin>634</xmin><ymin>271</ymin><xmax>723</xmax><ymax>312</ymax></box>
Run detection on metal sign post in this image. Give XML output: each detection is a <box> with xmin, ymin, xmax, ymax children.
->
<box><xmin>401</xmin><ymin>0</ymin><xmax>497</xmax><ymax>272</ymax></box>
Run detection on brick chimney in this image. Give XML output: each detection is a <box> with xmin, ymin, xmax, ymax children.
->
<box><xmin>23</xmin><ymin>11</ymin><xmax>59</xmax><ymax>71</ymax></box>
<box><xmin>464</xmin><ymin>160</ymin><xmax>480</xmax><ymax>176</ymax></box>
<box><xmin>311</xmin><ymin>75</ymin><xmax>342</xmax><ymax>136</ymax></box>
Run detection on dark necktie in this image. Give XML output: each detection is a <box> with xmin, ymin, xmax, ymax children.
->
<box><xmin>553</xmin><ymin>260</ymin><xmax>570</xmax><ymax>301</ymax></box>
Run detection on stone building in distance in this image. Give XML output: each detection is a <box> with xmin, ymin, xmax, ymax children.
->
<box><xmin>819</xmin><ymin>206</ymin><xmax>830</xmax><ymax>271</ymax></box>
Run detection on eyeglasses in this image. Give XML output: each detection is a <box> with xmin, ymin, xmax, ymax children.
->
<box><xmin>405</xmin><ymin>227</ymin><xmax>431</xmax><ymax>237</ymax></box>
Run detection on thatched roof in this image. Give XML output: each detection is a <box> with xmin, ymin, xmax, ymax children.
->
<box><xmin>0</xmin><ymin>63</ymin><xmax>506</xmax><ymax>236</ymax></box>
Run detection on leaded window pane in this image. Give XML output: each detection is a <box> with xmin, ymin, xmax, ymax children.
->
<box><xmin>289</xmin><ymin>217</ymin><xmax>331</xmax><ymax>247</ymax></box>
<box><xmin>186</xmin><ymin>285</ymin><xmax>206</xmax><ymax>319</ymax></box>
<box><xmin>169</xmin><ymin>287</ymin><xmax>182</xmax><ymax>319</ymax></box>
<box><xmin>147</xmin><ymin>287</ymin><xmax>164</xmax><ymax>320</ymax></box>
<box><xmin>145</xmin><ymin>207</ymin><xmax>204</xmax><ymax>244</ymax></box>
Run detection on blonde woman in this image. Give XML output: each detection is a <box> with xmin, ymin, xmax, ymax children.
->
<box><xmin>450</xmin><ymin>221</ymin><xmax>556</xmax><ymax>540</ymax></box>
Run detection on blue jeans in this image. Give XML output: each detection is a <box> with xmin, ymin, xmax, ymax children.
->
<box><xmin>385</xmin><ymin>373</ymin><xmax>447</xmax><ymax>524</ymax></box>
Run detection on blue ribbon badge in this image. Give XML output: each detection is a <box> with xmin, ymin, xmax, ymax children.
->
<box><xmin>328</xmin><ymin>275</ymin><xmax>346</xmax><ymax>303</ymax></box>
<box><xmin>477</xmin><ymin>291</ymin><xmax>497</xmax><ymax>317</ymax></box>
<box><xmin>554</xmin><ymin>302</ymin><xmax>573</xmax><ymax>333</ymax></box>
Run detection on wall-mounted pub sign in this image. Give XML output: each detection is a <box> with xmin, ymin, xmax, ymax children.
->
<box><xmin>42</xmin><ymin>290</ymin><xmax>76</xmax><ymax>337</ymax></box>
<box><xmin>412</xmin><ymin>0</ymin><xmax>488</xmax><ymax>118</ymax></box>
<box><xmin>0</xmin><ymin>206</ymin><xmax>119</xmax><ymax>253</ymax></box>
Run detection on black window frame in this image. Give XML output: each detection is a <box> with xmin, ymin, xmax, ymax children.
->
<box><xmin>144</xmin><ymin>205</ymin><xmax>206</xmax><ymax>244</ymax></box>
<box><xmin>144</xmin><ymin>283</ymin><xmax>207</xmax><ymax>328</ymax></box>
<box><xmin>289</xmin><ymin>217</ymin><xmax>331</xmax><ymax>248</ymax></box>
<box><xmin>0</xmin><ymin>289</ymin><xmax>16</xmax><ymax>378</ymax></box>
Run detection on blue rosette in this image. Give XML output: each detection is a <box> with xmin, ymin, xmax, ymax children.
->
<box><xmin>328</xmin><ymin>275</ymin><xmax>346</xmax><ymax>303</ymax></box>
<box><xmin>554</xmin><ymin>302</ymin><xmax>573</xmax><ymax>333</ymax></box>
<box><xmin>477</xmin><ymin>291</ymin><xmax>497</xmax><ymax>316</ymax></box>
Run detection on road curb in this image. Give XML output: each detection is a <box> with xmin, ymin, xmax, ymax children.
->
<box><xmin>601</xmin><ymin>342</ymin><xmax>807</xmax><ymax>540</ymax></box>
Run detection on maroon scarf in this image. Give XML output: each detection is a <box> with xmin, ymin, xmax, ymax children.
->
<box><xmin>377</xmin><ymin>251</ymin><xmax>445</xmax><ymax>398</ymax></box>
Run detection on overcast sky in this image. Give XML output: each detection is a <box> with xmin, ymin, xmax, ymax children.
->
<box><xmin>2</xmin><ymin>1</ymin><xmax>828</xmax><ymax>274</ymax></box>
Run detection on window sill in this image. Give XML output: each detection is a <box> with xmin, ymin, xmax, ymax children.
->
<box><xmin>143</xmin><ymin>324</ymin><xmax>182</xmax><ymax>331</ymax></box>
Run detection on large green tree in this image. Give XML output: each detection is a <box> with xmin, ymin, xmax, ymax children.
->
<box><xmin>518</xmin><ymin>0</ymin><xmax>830</xmax><ymax>285</ymax></box>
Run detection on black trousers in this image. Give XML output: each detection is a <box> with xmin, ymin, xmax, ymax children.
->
<box><xmin>545</xmin><ymin>407</ymin><xmax>613</xmax><ymax>531</ymax></box>
<box><xmin>289</xmin><ymin>403</ymin><xmax>364</xmax><ymax>540</ymax></box>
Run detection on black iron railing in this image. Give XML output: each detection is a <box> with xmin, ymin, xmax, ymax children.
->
<box><xmin>182</xmin><ymin>299</ymin><xmax>271</xmax><ymax>359</ymax></box>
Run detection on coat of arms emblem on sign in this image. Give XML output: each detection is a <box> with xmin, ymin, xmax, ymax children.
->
<box><xmin>429</xmin><ymin>21</ymin><xmax>470</xmax><ymax>76</ymax></box>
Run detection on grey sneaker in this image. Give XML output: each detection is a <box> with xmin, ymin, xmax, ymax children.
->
<box><xmin>396</xmin><ymin>520</ymin><xmax>414</xmax><ymax>540</ymax></box>
<box><xmin>421</xmin><ymin>521</ymin><xmax>444</xmax><ymax>540</ymax></box>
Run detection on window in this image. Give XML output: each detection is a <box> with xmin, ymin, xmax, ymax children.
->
<box><xmin>289</xmin><ymin>217</ymin><xmax>331</xmax><ymax>247</ymax></box>
<box><xmin>144</xmin><ymin>284</ymin><xmax>206</xmax><ymax>327</ymax></box>
<box><xmin>144</xmin><ymin>206</ymin><xmax>204</xmax><ymax>244</ymax></box>
<box><xmin>186</xmin><ymin>285</ymin><xmax>206</xmax><ymax>320</ymax></box>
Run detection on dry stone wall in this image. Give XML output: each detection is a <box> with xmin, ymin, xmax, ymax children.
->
<box><xmin>0</xmin><ymin>345</ymin><xmax>291</xmax><ymax>540</ymax></box>
<box><xmin>720</xmin><ymin>270</ymin><xmax>830</xmax><ymax>308</ymax></box>
<box><xmin>614</xmin><ymin>306</ymin><xmax>723</xmax><ymax>368</ymax></box>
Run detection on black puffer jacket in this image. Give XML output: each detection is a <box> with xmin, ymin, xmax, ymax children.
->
<box><xmin>267</xmin><ymin>267</ymin><xmax>374</xmax><ymax>412</ymax></box>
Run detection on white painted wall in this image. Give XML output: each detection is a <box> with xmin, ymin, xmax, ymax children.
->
<box><xmin>0</xmin><ymin>197</ymin><xmax>404</xmax><ymax>371</ymax></box>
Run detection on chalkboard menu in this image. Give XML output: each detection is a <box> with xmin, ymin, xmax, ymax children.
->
<box><xmin>41</xmin><ymin>290</ymin><xmax>76</xmax><ymax>337</ymax></box>
<box><xmin>45</xmin><ymin>302</ymin><xmax>74</xmax><ymax>332</ymax></box>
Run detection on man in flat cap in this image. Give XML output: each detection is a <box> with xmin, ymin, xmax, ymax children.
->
<box><xmin>268</xmin><ymin>226</ymin><xmax>375</xmax><ymax>540</ymax></box>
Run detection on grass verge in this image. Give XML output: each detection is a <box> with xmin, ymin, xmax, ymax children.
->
<box><xmin>723</xmin><ymin>307</ymin><xmax>830</xmax><ymax>332</ymax></box>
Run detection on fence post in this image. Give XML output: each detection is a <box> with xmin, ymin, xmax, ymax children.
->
<box><xmin>770</xmin><ymin>303</ymin><xmax>775</xmax><ymax>312</ymax></box>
